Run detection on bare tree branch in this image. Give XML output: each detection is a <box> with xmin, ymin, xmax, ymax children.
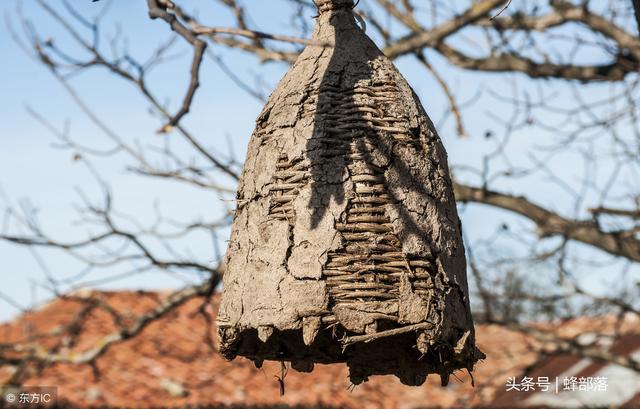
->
<box><xmin>455</xmin><ymin>183</ymin><xmax>640</xmax><ymax>262</ymax></box>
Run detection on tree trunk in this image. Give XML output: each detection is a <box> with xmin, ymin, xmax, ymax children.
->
<box><xmin>217</xmin><ymin>0</ymin><xmax>483</xmax><ymax>386</ymax></box>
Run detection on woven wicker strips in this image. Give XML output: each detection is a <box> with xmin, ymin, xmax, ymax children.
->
<box><xmin>217</xmin><ymin>0</ymin><xmax>484</xmax><ymax>386</ymax></box>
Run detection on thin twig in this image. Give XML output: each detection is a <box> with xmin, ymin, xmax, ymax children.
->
<box><xmin>342</xmin><ymin>322</ymin><xmax>434</xmax><ymax>346</ymax></box>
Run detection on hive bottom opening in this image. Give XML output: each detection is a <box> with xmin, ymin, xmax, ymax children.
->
<box><xmin>220</xmin><ymin>324</ymin><xmax>481</xmax><ymax>386</ymax></box>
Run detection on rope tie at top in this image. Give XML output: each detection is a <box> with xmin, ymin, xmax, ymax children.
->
<box><xmin>315</xmin><ymin>0</ymin><xmax>365</xmax><ymax>31</ymax></box>
<box><xmin>315</xmin><ymin>0</ymin><xmax>356</xmax><ymax>13</ymax></box>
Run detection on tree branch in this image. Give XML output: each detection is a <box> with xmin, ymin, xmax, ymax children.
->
<box><xmin>454</xmin><ymin>183</ymin><xmax>640</xmax><ymax>262</ymax></box>
<box><xmin>146</xmin><ymin>0</ymin><xmax>206</xmax><ymax>133</ymax></box>
<box><xmin>384</xmin><ymin>0</ymin><xmax>506</xmax><ymax>59</ymax></box>
<box><xmin>1</xmin><ymin>281</ymin><xmax>216</xmax><ymax>366</ymax></box>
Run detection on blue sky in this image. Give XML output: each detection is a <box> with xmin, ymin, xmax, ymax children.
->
<box><xmin>1</xmin><ymin>0</ymin><xmax>638</xmax><ymax>321</ymax></box>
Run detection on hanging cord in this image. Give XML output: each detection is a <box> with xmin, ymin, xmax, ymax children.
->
<box><xmin>353</xmin><ymin>14</ymin><xmax>367</xmax><ymax>32</ymax></box>
<box><xmin>351</xmin><ymin>0</ymin><xmax>367</xmax><ymax>32</ymax></box>
<box><xmin>353</xmin><ymin>12</ymin><xmax>367</xmax><ymax>32</ymax></box>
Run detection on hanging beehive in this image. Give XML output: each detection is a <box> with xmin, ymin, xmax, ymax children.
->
<box><xmin>217</xmin><ymin>0</ymin><xmax>484</xmax><ymax>386</ymax></box>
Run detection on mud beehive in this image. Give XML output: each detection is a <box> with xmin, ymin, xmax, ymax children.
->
<box><xmin>217</xmin><ymin>0</ymin><xmax>484</xmax><ymax>386</ymax></box>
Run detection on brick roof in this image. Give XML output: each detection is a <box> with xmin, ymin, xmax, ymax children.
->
<box><xmin>1</xmin><ymin>291</ymin><xmax>638</xmax><ymax>409</ymax></box>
